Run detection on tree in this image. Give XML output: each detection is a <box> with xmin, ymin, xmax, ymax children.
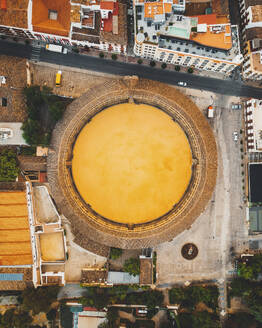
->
<box><xmin>46</xmin><ymin>308</ymin><xmax>57</xmax><ymax>321</ymax></box>
<box><xmin>187</xmin><ymin>67</ymin><xmax>194</xmax><ymax>74</ymax></box>
<box><xmin>238</xmin><ymin>254</ymin><xmax>262</xmax><ymax>280</ymax></box>
<box><xmin>230</xmin><ymin>277</ymin><xmax>253</xmax><ymax>297</ymax></box>
<box><xmin>178</xmin><ymin>313</ymin><xmax>193</xmax><ymax>328</ymax></box>
<box><xmin>145</xmin><ymin>290</ymin><xmax>164</xmax><ymax>309</ymax></box>
<box><xmin>169</xmin><ymin>287</ymin><xmax>186</xmax><ymax>304</ymax></box>
<box><xmin>110</xmin><ymin>247</ymin><xmax>122</xmax><ymax>260</ymax></box>
<box><xmin>0</xmin><ymin>309</ymin><xmax>32</xmax><ymax>328</ymax></box>
<box><xmin>111</xmin><ymin>54</ymin><xmax>117</xmax><ymax>60</ymax></box>
<box><xmin>0</xmin><ymin>149</ymin><xmax>19</xmax><ymax>182</ymax></box>
<box><xmin>49</xmin><ymin>101</ymin><xmax>66</xmax><ymax>121</ymax></box>
<box><xmin>123</xmin><ymin>258</ymin><xmax>140</xmax><ymax>276</ymax></box>
<box><xmin>137</xmin><ymin>59</ymin><xmax>143</xmax><ymax>64</ymax></box>
<box><xmin>225</xmin><ymin>312</ymin><xmax>258</xmax><ymax>328</ymax></box>
<box><xmin>175</xmin><ymin>65</ymin><xmax>180</xmax><ymax>71</ymax></box>
<box><xmin>192</xmin><ymin>311</ymin><xmax>219</xmax><ymax>328</ymax></box>
<box><xmin>80</xmin><ymin>288</ymin><xmax>109</xmax><ymax>310</ymax></box>
<box><xmin>22</xmin><ymin>85</ymin><xmax>69</xmax><ymax>146</ymax></box>
<box><xmin>0</xmin><ymin>308</ymin><xmax>15</xmax><ymax>328</ymax></box>
<box><xmin>21</xmin><ymin>287</ymin><xmax>59</xmax><ymax>314</ymax></box>
<box><xmin>150</xmin><ymin>61</ymin><xmax>156</xmax><ymax>67</ymax></box>
<box><xmin>13</xmin><ymin>310</ymin><xmax>33</xmax><ymax>328</ymax></box>
<box><xmin>161</xmin><ymin>63</ymin><xmax>167</xmax><ymax>69</ymax></box>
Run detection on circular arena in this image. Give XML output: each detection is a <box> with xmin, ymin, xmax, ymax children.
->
<box><xmin>47</xmin><ymin>78</ymin><xmax>217</xmax><ymax>250</ymax></box>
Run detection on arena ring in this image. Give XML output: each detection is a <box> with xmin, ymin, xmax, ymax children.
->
<box><xmin>47</xmin><ymin>77</ymin><xmax>217</xmax><ymax>250</ymax></box>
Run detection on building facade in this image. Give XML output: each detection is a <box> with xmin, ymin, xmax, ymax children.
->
<box><xmin>134</xmin><ymin>0</ymin><xmax>243</xmax><ymax>74</ymax></box>
<box><xmin>240</xmin><ymin>0</ymin><xmax>262</xmax><ymax>80</ymax></box>
<box><xmin>0</xmin><ymin>0</ymin><xmax>127</xmax><ymax>54</ymax></box>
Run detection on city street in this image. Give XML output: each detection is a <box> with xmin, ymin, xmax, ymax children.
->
<box><xmin>0</xmin><ymin>39</ymin><xmax>262</xmax><ymax>99</ymax></box>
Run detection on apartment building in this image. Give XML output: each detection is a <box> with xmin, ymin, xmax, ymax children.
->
<box><xmin>0</xmin><ymin>0</ymin><xmax>127</xmax><ymax>54</ymax></box>
<box><xmin>240</xmin><ymin>0</ymin><xmax>262</xmax><ymax>80</ymax></box>
<box><xmin>134</xmin><ymin>0</ymin><xmax>243</xmax><ymax>74</ymax></box>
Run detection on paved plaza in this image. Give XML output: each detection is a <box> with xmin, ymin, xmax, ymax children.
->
<box><xmin>156</xmin><ymin>93</ymin><xmax>248</xmax><ymax>286</ymax></box>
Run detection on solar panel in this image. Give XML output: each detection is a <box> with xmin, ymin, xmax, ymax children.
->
<box><xmin>0</xmin><ymin>273</ymin><xmax>24</xmax><ymax>281</ymax></box>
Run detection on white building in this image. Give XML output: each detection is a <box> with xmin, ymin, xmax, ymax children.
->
<box><xmin>244</xmin><ymin>98</ymin><xmax>262</xmax><ymax>152</ymax></box>
<box><xmin>134</xmin><ymin>0</ymin><xmax>243</xmax><ymax>74</ymax></box>
<box><xmin>239</xmin><ymin>0</ymin><xmax>262</xmax><ymax>80</ymax></box>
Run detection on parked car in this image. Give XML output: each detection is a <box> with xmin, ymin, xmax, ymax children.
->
<box><xmin>178</xmin><ymin>81</ymin><xmax>187</xmax><ymax>87</ymax></box>
<box><xmin>233</xmin><ymin>131</ymin><xmax>238</xmax><ymax>141</ymax></box>
<box><xmin>232</xmin><ymin>103</ymin><xmax>242</xmax><ymax>110</ymax></box>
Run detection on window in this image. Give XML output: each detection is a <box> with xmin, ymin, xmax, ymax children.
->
<box><xmin>48</xmin><ymin>10</ymin><xmax>58</xmax><ymax>20</ymax></box>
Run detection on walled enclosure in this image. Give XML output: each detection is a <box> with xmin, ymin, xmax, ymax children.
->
<box><xmin>47</xmin><ymin>77</ymin><xmax>217</xmax><ymax>250</ymax></box>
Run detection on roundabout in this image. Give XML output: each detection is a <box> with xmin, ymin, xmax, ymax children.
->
<box><xmin>47</xmin><ymin>78</ymin><xmax>217</xmax><ymax>250</ymax></box>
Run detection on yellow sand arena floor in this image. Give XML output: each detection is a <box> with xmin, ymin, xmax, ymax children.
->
<box><xmin>72</xmin><ymin>103</ymin><xmax>192</xmax><ymax>224</ymax></box>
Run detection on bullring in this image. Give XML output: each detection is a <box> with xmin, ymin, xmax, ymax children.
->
<box><xmin>47</xmin><ymin>78</ymin><xmax>217</xmax><ymax>250</ymax></box>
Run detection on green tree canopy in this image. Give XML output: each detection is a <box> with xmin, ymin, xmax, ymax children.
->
<box><xmin>191</xmin><ymin>311</ymin><xmax>219</xmax><ymax>328</ymax></box>
<box><xmin>169</xmin><ymin>286</ymin><xmax>218</xmax><ymax>311</ymax></box>
<box><xmin>0</xmin><ymin>309</ymin><xmax>32</xmax><ymax>328</ymax></box>
<box><xmin>238</xmin><ymin>254</ymin><xmax>262</xmax><ymax>280</ymax></box>
<box><xmin>110</xmin><ymin>247</ymin><xmax>123</xmax><ymax>260</ymax></box>
<box><xmin>225</xmin><ymin>312</ymin><xmax>259</xmax><ymax>328</ymax></box>
<box><xmin>123</xmin><ymin>258</ymin><xmax>140</xmax><ymax>276</ymax></box>
<box><xmin>22</xmin><ymin>85</ymin><xmax>70</xmax><ymax>146</ymax></box>
<box><xmin>21</xmin><ymin>286</ymin><xmax>59</xmax><ymax>314</ymax></box>
<box><xmin>0</xmin><ymin>149</ymin><xmax>19</xmax><ymax>182</ymax></box>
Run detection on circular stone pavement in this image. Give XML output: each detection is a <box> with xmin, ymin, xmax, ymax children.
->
<box><xmin>47</xmin><ymin>77</ymin><xmax>217</xmax><ymax>249</ymax></box>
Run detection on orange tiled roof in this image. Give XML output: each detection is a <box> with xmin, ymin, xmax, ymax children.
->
<box><xmin>193</xmin><ymin>13</ymin><xmax>229</xmax><ymax>25</ymax></box>
<box><xmin>191</xmin><ymin>23</ymin><xmax>232</xmax><ymax>50</ymax></box>
<box><xmin>32</xmin><ymin>0</ymin><xmax>71</xmax><ymax>37</ymax></box>
<box><xmin>144</xmin><ymin>2</ymin><xmax>172</xmax><ymax>19</ymax></box>
<box><xmin>0</xmin><ymin>0</ymin><xmax>28</xmax><ymax>29</ymax></box>
<box><xmin>0</xmin><ymin>191</ymin><xmax>32</xmax><ymax>266</ymax></box>
<box><xmin>100</xmin><ymin>1</ymin><xmax>114</xmax><ymax>10</ymax></box>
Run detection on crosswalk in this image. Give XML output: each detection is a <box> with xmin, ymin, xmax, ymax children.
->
<box><xmin>217</xmin><ymin>279</ymin><xmax>227</xmax><ymax>318</ymax></box>
<box><xmin>31</xmin><ymin>44</ymin><xmax>41</xmax><ymax>62</ymax></box>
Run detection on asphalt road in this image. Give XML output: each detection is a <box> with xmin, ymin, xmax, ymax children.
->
<box><xmin>1</xmin><ymin>39</ymin><xmax>262</xmax><ymax>99</ymax></box>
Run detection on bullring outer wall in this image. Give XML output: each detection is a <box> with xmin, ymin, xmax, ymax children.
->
<box><xmin>47</xmin><ymin>78</ymin><xmax>217</xmax><ymax>250</ymax></box>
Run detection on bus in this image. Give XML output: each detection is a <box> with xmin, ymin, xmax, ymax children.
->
<box><xmin>56</xmin><ymin>71</ymin><xmax>62</xmax><ymax>87</ymax></box>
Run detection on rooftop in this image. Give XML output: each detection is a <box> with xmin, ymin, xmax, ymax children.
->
<box><xmin>18</xmin><ymin>155</ymin><xmax>47</xmax><ymax>171</ymax></box>
<box><xmin>39</xmin><ymin>231</ymin><xmax>65</xmax><ymax>262</ymax></box>
<box><xmin>32</xmin><ymin>0</ymin><xmax>71</xmax><ymax>37</ymax></box>
<box><xmin>0</xmin><ymin>267</ymin><xmax>33</xmax><ymax>290</ymax></box>
<box><xmin>251</xmin><ymin>5</ymin><xmax>262</xmax><ymax>22</ymax></box>
<box><xmin>33</xmin><ymin>186</ymin><xmax>59</xmax><ymax>224</ymax></box>
<box><xmin>0</xmin><ymin>190</ymin><xmax>32</xmax><ymax>266</ymax></box>
<box><xmin>251</xmin><ymin>51</ymin><xmax>262</xmax><ymax>73</ymax></box>
<box><xmin>245</xmin><ymin>0</ymin><xmax>262</xmax><ymax>8</ymax></box>
<box><xmin>136</xmin><ymin>5</ymin><xmax>241</xmax><ymax>60</ymax></box>
<box><xmin>0</xmin><ymin>123</ymin><xmax>27</xmax><ymax>145</ymax></box>
<box><xmin>249</xmin><ymin>206</ymin><xmax>262</xmax><ymax>232</ymax></box>
<box><xmin>249</xmin><ymin>163</ymin><xmax>262</xmax><ymax>203</ymax></box>
<box><xmin>139</xmin><ymin>257</ymin><xmax>153</xmax><ymax>285</ymax></box>
<box><xmin>0</xmin><ymin>0</ymin><xmax>28</xmax><ymax>29</ymax></box>
<box><xmin>81</xmin><ymin>268</ymin><xmax>107</xmax><ymax>285</ymax></box>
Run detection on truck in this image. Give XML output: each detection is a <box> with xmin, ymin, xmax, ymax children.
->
<box><xmin>207</xmin><ymin>105</ymin><xmax>214</xmax><ymax>118</ymax></box>
<box><xmin>46</xmin><ymin>44</ymin><xmax>68</xmax><ymax>54</ymax></box>
<box><xmin>55</xmin><ymin>71</ymin><xmax>62</xmax><ymax>87</ymax></box>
